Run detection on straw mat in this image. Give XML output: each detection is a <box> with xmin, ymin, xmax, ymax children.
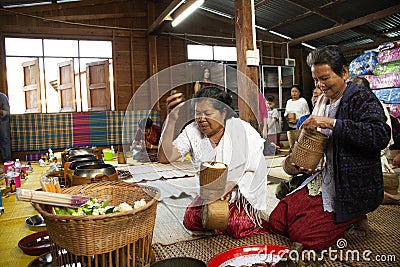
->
<box><xmin>152</xmin><ymin>205</ymin><xmax>400</xmax><ymax>267</ymax></box>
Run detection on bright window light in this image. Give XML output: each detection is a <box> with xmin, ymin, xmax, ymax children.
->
<box><xmin>187</xmin><ymin>44</ymin><xmax>213</xmax><ymax>60</ymax></box>
<box><xmin>5</xmin><ymin>38</ymin><xmax>43</xmax><ymax>56</ymax></box>
<box><xmin>214</xmin><ymin>46</ymin><xmax>237</xmax><ymax>62</ymax></box>
<box><xmin>80</xmin><ymin>40</ymin><xmax>112</xmax><ymax>58</ymax></box>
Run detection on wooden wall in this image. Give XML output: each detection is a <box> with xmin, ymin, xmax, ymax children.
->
<box><xmin>0</xmin><ymin>0</ymin><xmax>311</xmax><ymax>117</ymax></box>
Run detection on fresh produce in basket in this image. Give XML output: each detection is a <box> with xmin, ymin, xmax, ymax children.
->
<box><xmin>53</xmin><ymin>198</ymin><xmax>146</xmax><ymax>216</ymax></box>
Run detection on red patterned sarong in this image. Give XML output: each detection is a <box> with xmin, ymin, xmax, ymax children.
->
<box><xmin>268</xmin><ymin>187</ymin><xmax>361</xmax><ymax>251</ymax></box>
<box><xmin>183</xmin><ymin>196</ymin><xmax>267</xmax><ymax>239</ymax></box>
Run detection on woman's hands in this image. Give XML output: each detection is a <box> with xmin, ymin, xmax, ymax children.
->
<box><xmin>166</xmin><ymin>92</ymin><xmax>184</xmax><ymax>119</ymax></box>
<box><xmin>301</xmin><ymin>115</ymin><xmax>335</xmax><ymax>130</ymax></box>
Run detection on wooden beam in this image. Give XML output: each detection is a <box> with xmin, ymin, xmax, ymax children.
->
<box><xmin>3</xmin><ymin>0</ymin><xmax>127</xmax><ymax>12</ymax></box>
<box><xmin>147</xmin><ymin>0</ymin><xmax>183</xmax><ymax>35</ymax></box>
<box><xmin>46</xmin><ymin>13</ymin><xmax>145</xmax><ymax>21</ymax></box>
<box><xmin>235</xmin><ymin>0</ymin><xmax>259</xmax><ymax>130</ymax></box>
<box><xmin>287</xmin><ymin>0</ymin><xmax>345</xmax><ymax>24</ymax></box>
<box><xmin>265</xmin><ymin>0</ymin><xmax>346</xmax><ymax>32</ymax></box>
<box><xmin>289</xmin><ymin>5</ymin><xmax>400</xmax><ymax>46</ymax></box>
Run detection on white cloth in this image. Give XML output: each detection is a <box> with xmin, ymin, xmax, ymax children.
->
<box><xmin>172</xmin><ymin>117</ymin><xmax>268</xmax><ymax>211</ymax></box>
<box><xmin>284</xmin><ymin>98</ymin><xmax>310</xmax><ymax>128</ymax></box>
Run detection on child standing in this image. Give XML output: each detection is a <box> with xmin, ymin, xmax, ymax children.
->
<box><xmin>266</xmin><ymin>95</ymin><xmax>281</xmax><ymax>147</ymax></box>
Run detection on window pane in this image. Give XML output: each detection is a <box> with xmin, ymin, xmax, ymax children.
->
<box><xmin>187</xmin><ymin>44</ymin><xmax>213</xmax><ymax>60</ymax></box>
<box><xmin>80</xmin><ymin>40</ymin><xmax>112</xmax><ymax>58</ymax></box>
<box><xmin>43</xmin><ymin>39</ymin><xmax>78</xmax><ymax>57</ymax></box>
<box><xmin>214</xmin><ymin>46</ymin><xmax>237</xmax><ymax>62</ymax></box>
<box><xmin>5</xmin><ymin>38</ymin><xmax>43</xmax><ymax>56</ymax></box>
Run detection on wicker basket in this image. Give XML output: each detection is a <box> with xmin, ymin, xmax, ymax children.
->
<box><xmin>383</xmin><ymin>172</ymin><xmax>399</xmax><ymax>195</ymax></box>
<box><xmin>287</xmin><ymin>113</ymin><xmax>297</xmax><ymax>123</ymax></box>
<box><xmin>33</xmin><ymin>181</ymin><xmax>159</xmax><ymax>262</ymax></box>
<box><xmin>199</xmin><ymin>162</ymin><xmax>227</xmax><ymax>202</ymax></box>
<box><xmin>202</xmin><ymin>200</ymin><xmax>229</xmax><ymax>230</ymax></box>
<box><xmin>291</xmin><ymin>142</ymin><xmax>324</xmax><ymax>170</ymax></box>
<box><xmin>297</xmin><ymin>129</ymin><xmax>328</xmax><ymax>152</ymax></box>
<box><xmin>282</xmin><ymin>155</ymin><xmax>300</xmax><ymax>175</ymax></box>
<box><xmin>287</xmin><ymin>129</ymin><xmax>302</xmax><ymax>149</ymax></box>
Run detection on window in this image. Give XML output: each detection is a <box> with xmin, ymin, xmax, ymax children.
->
<box><xmin>187</xmin><ymin>44</ymin><xmax>236</xmax><ymax>62</ymax></box>
<box><xmin>5</xmin><ymin>38</ymin><xmax>114</xmax><ymax>114</ymax></box>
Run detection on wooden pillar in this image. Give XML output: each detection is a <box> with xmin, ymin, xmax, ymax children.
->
<box><xmin>234</xmin><ymin>0</ymin><xmax>259</xmax><ymax>131</ymax></box>
<box><xmin>148</xmin><ymin>0</ymin><xmax>160</xmax><ymax>110</ymax></box>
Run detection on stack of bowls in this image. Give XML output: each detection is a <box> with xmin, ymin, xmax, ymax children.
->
<box><xmin>72</xmin><ymin>163</ymin><xmax>117</xmax><ymax>186</ymax></box>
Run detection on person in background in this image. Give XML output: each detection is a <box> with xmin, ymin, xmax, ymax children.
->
<box><xmin>131</xmin><ymin>118</ymin><xmax>161</xmax><ymax>151</ymax></box>
<box><xmin>159</xmin><ymin>86</ymin><xmax>268</xmax><ymax>238</ymax></box>
<box><xmin>296</xmin><ymin>86</ymin><xmax>322</xmax><ymax>129</ymax></box>
<box><xmin>284</xmin><ymin>85</ymin><xmax>310</xmax><ymax>129</ymax></box>
<box><xmin>0</xmin><ymin>92</ymin><xmax>11</xmax><ymax>162</ymax></box>
<box><xmin>259</xmin><ymin>92</ymin><xmax>268</xmax><ymax>139</ymax></box>
<box><xmin>268</xmin><ymin>45</ymin><xmax>391</xmax><ymax>251</ymax></box>
<box><xmin>348</xmin><ymin>76</ymin><xmax>399</xmax><ymax>205</ymax></box>
<box><xmin>266</xmin><ymin>95</ymin><xmax>281</xmax><ymax>147</ymax></box>
<box><xmin>194</xmin><ymin>67</ymin><xmax>212</xmax><ymax>93</ymax></box>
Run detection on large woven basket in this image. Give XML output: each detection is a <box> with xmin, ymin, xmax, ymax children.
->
<box><xmin>33</xmin><ymin>182</ymin><xmax>159</xmax><ymax>261</ymax></box>
<box><xmin>202</xmin><ymin>200</ymin><xmax>229</xmax><ymax>230</ymax></box>
<box><xmin>199</xmin><ymin>162</ymin><xmax>227</xmax><ymax>202</ymax></box>
<box><xmin>291</xmin><ymin>142</ymin><xmax>324</xmax><ymax>170</ymax></box>
<box><xmin>297</xmin><ymin>129</ymin><xmax>328</xmax><ymax>152</ymax></box>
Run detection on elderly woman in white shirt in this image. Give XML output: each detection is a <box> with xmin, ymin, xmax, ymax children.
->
<box><xmin>284</xmin><ymin>85</ymin><xmax>310</xmax><ymax>129</ymax></box>
<box><xmin>158</xmin><ymin>86</ymin><xmax>268</xmax><ymax>238</ymax></box>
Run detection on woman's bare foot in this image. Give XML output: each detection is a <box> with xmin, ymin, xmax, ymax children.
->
<box><xmin>382</xmin><ymin>192</ymin><xmax>400</xmax><ymax>205</ymax></box>
<box><xmin>346</xmin><ymin>216</ymin><xmax>370</xmax><ymax>237</ymax></box>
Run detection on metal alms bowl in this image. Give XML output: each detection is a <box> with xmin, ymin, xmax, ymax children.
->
<box><xmin>67</xmin><ymin>154</ymin><xmax>97</xmax><ymax>163</ymax></box>
<box><xmin>68</xmin><ymin>146</ymin><xmax>94</xmax><ymax>157</ymax></box>
<box><xmin>73</xmin><ymin>163</ymin><xmax>116</xmax><ymax>178</ymax></box>
<box><xmin>69</xmin><ymin>159</ymin><xmax>104</xmax><ymax>170</ymax></box>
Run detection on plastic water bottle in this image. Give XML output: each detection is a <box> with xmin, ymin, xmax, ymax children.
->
<box><xmin>14</xmin><ymin>159</ymin><xmax>21</xmax><ymax>173</ymax></box>
<box><xmin>6</xmin><ymin>167</ymin><xmax>14</xmax><ymax>187</ymax></box>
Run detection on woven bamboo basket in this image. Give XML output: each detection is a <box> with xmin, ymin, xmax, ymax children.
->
<box><xmin>287</xmin><ymin>113</ymin><xmax>297</xmax><ymax>123</ymax></box>
<box><xmin>199</xmin><ymin>162</ymin><xmax>227</xmax><ymax>202</ymax></box>
<box><xmin>281</xmin><ymin>155</ymin><xmax>300</xmax><ymax>175</ymax></box>
<box><xmin>297</xmin><ymin>129</ymin><xmax>328</xmax><ymax>152</ymax></box>
<box><xmin>287</xmin><ymin>129</ymin><xmax>302</xmax><ymax>149</ymax></box>
<box><xmin>33</xmin><ymin>181</ymin><xmax>160</xmax><ymax>265</ymax></box>
<box><xmin>202</xmin><ymin>200</ymin><xmax>229</xmax><ymax>230</ymax></box>
<box><xmin>291</xmin><ymin>142</ymin><xmax>324</xmax><ymax>170</ymax></box>
<box><xmin>383</xmin><ymin>172</ymin><xmax>399</xmax><ymax>195</ymax></box>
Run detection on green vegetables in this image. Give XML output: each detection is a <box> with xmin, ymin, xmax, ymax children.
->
<box><xmin>53</xmin><ymin>198</ymin><xmax>145</xmax><ymax>216</ymax></box>
<box><xmin>54</xmin><ymin>198</ymin><xmax>116</xmax><ymax>216</ymax></box>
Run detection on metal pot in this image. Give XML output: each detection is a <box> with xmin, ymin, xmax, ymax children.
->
<box><xmin>73</xmin><ymin>164</ymin><xmax>116</xmax><ymax>178</ymax></box>
<box><xmin>69</xmin><ymin>159</ymin><xmax>104</xmax><ymax>170</ymax></box>
<box><xmin>151</xmin><ymin>257</ymin><xmax>206</xmax><ymax>267</ymax></box>
<box><xmin>67</xmin><ymin>154</ymin><xmax>97</xmax><ymax>163</ymax></box>
<box><xmin>72</xmin><ymin>164</ymin><xmax>117</xmax><ymax>186</ymax></box>
<box><xmin>68</xmin><ymin>146</ymin><xmax>94</xmax><ymax>157</ymax></box>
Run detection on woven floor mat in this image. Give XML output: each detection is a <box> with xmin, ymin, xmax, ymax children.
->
<box><xmin>338</xmin><ymin>205</ymin><xmax>400</xmax><ymax>267</ymax></box>
<box><xmin>152</xmin><ymin>205</ymin><xmax>400</xmax><ymax>267</ymax></box>
<box><xmin>152</xmin><ymin>233</ymin><xmax>350</xmax><ymax>266</ymax></box>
